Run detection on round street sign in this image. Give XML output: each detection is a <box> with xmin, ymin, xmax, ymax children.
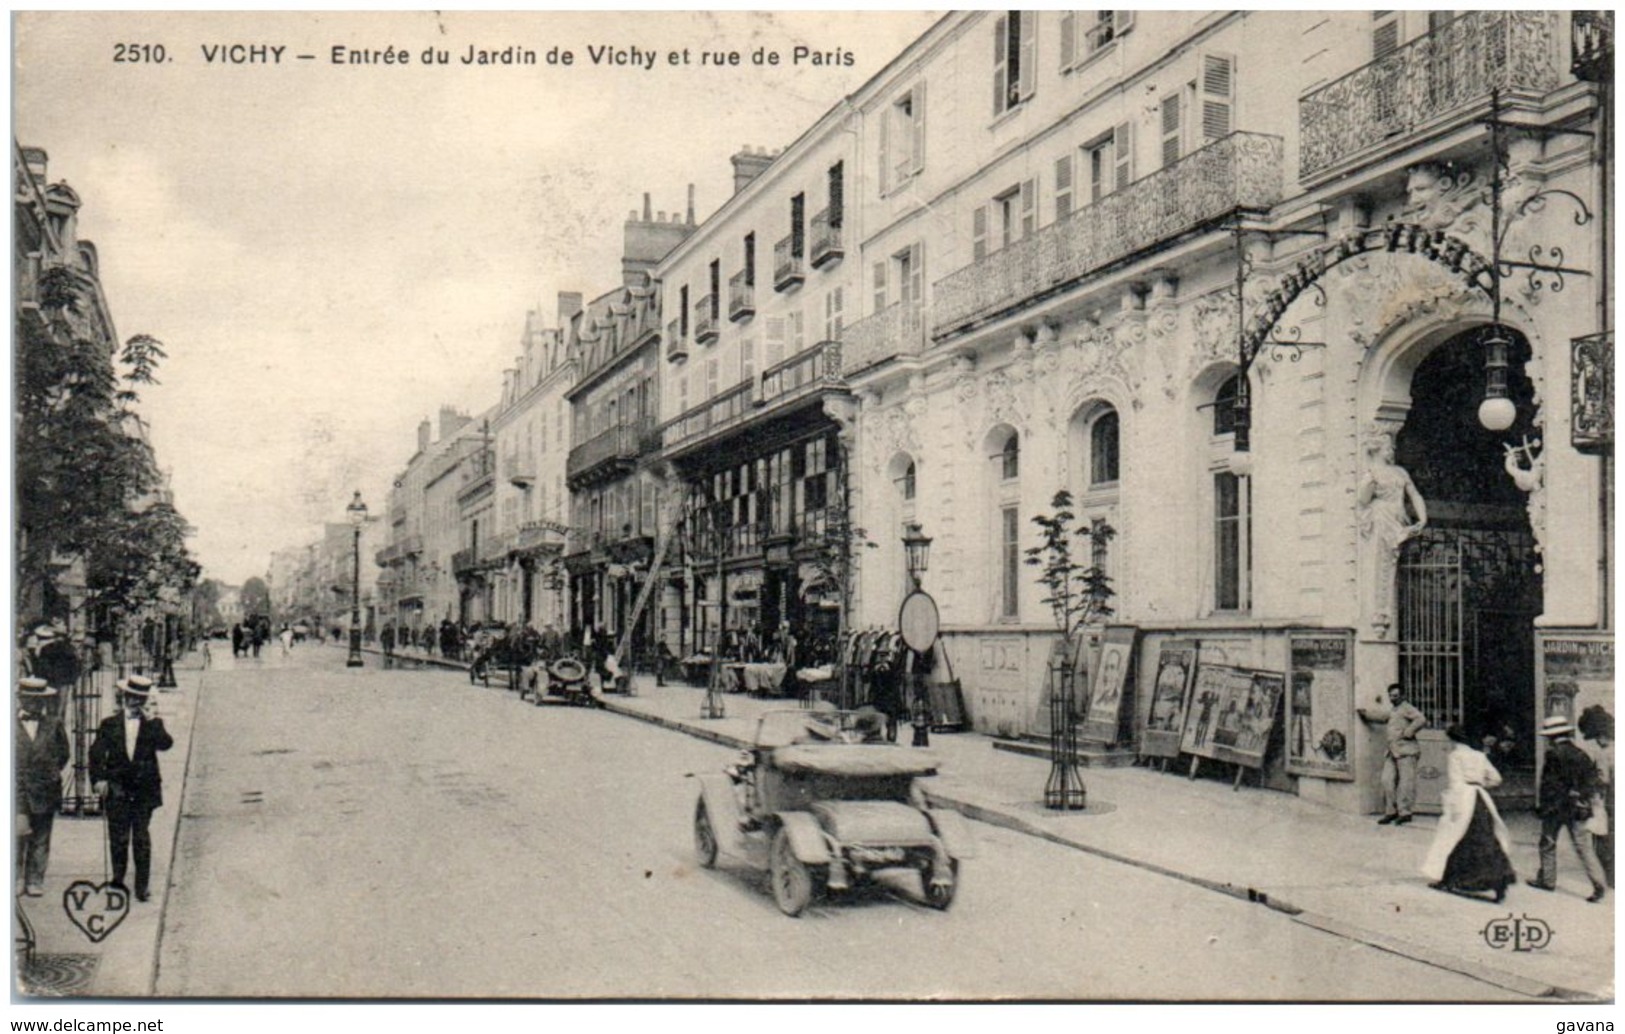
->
<box><xmin>898</xmin><ymin>590</ymin><xmax>940</xmax><ymax>654</ymax></box>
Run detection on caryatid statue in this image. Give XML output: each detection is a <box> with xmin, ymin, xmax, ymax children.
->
<box><xmin>1357</xmin><ymin>426</ymin><xmax>1429</xmax><ymax>640</ymax></box>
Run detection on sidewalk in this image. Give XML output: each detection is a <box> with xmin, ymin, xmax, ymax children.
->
<box><xmin>17</xmin><ymin>657</ymin><xmax>206</xmax><ymax>998</ymax></box>
<box><xmin>582</xmin><ymin>672</ymin><xmax>1612</xmax><ymax>1002</ymax></box>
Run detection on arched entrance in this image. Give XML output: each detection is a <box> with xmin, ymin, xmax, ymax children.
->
<box><xmin>1393</xmin><ymin>326</ymin><xmax>1542</xmax><ymax>773</ymax></box>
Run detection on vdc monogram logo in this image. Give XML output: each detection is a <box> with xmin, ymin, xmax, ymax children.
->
<box><xmin>62</xmin><ymin>880</ymin><xmax>130</xmax><ymax>943</ymax></box>
<box><xmin>1482</xmin><ymin>913</ymin><xmax>1553</xmax><ymax>952</ymax></box>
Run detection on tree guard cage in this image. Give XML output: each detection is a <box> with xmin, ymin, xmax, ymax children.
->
<box><xmin>1045</xmin><ymin>638</ymin><xmax>1086</xmax><ymax>810</ymax></box>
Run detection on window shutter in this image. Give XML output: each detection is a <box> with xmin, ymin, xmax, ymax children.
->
<box><xmin>1017</xmin><ymin>12</ymin><xmax>1037</xmax><ymax>100</ymax></box>
<box><xmin>828</xmin><ymin>162</ymin><xmax>844</xmax><ymax>228</ymax></box>
<box><xmin>878</xmin><ymin>97</ymin><xmax>891</xmax><ymax>194</ymax></box>
<box><xmin>1059</xmin><ymin>11</ymin><xmax>1076</xmax><ymax>68</ymax></box>
<box><xmin>911</xmin><ymin>80</ymin><xmax>927</xmax><ymax>174</ymax></box>
<box><xmin>1199</xmin><ymin>53</ymin><xmax>1235</xmax><ymax>143</ymax></box>
<box><xmin>873</xmin><ymin>260</ymin><xmax>888</xmax><ymax>312</ymax></box>
<box><xmin>973</xmin><ymin>204</ymin><xmax>989</xmax><ymax>261</ymax></box>
<box><xmin>908</xmin><ymin>243</ymin><xmax>924</xmax><ymax>306</ymax></box>
<box><xmin>1055</xmin><ymin>153</ymin><xmax>1074</xmax><ymax>220</ymax></box>
<box><xmin>1372</xmin><ymin>13</ymin><xmax>1400</xmax><ymax>58</ymax></box>
<box><xmin>744</xmin><ymin>233</ymin><xmax>755</xmax><ymax>287</ymax></box>
<box><xmin>992</xmin><ymin>14</ymin><xmax>1009</xmax><ymax>115</ymax></box>
<box><xmin>790</xmin><ymin>310</ymin><xmax>805</xmax><ymax>353</ymax></box>
<box><xmin>766</xmin><ymin>316</ymin><xmax>786</xmax><ymax>368</ymax></box>
<box><xmin>1116</xmin><ymin>10</ymin><xmax>1134</xmax><ymax>35</ymax></box>
<box><xmin>1113</xmin><ymin>121</ymin><xmax>1133</xmax><ymax>190</ymax></box>
<box><xmin>1020</xmin><ymin>178</ymin><xmax>1036</xmax><ymax>238</ymax></box>
<box><xmin>1160</xmin><ymin>93</ymin><xmax>1182</xmax><ymax>168</ymax></box>
<box><xmin>741</xmin><ymin>337</ymin><xmax>754</xmax><ymax>382</ymax></box>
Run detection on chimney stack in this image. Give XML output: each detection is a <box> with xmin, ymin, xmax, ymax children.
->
<box><xmin>687</xmin><ymin>183</ymin><xmax>696</xmax><ymax>224</ymax></box>
<box><xmin>417</xmin><ymin>419</ymin><xmax>431</xmax><ymax>455</ymax></box>
<box><xmin>557</xmin><ymin>291</ymin><xmax>583</xmax><ymax>324</ymax></box>
<box><xmin>20</xmin><ymin>147</ymin><xmax>47</xmax><ymax>187</ymax></box>
<box><xmin>729</xmin><ymin>148</ymin><xmax>775</xmax><ymax>196</ymax></box>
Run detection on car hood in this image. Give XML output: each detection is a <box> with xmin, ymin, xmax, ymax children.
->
<box><xmin>808</xmin><ymin>800</ymin><xmax>936</xmax><ymax>845</ymax></box>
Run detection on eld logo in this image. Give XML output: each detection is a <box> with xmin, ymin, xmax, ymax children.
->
<box><xmin>1482</xmin><ymin>913</ymin><xmax>1553</xmax><ymax>952</ymax></box>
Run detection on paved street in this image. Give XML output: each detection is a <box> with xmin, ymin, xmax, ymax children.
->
<box><xmin>152</xmin><ymin>647</ymin><xmax>1517</xmax><ymax>1000</ymax></box>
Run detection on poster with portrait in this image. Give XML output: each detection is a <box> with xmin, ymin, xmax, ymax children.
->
<box><xmin>1081</xmin><ymin>625</ymin><xmax>1137</xmax><ymax>744</ymax></box>
<box><xmin>1140</xmin><ymin>639</ymin><xmax>1198</xmax><ymax>759</ymax></box>
<box><xmin>1286</xmin><ymin>633</ymin><xmax>1355</xmax><ymax>780</ymax></box>
<box><xmin>1181</xmin><ymin>664</ymin><xmax>1283</xmax><ymax>768</ymax></box>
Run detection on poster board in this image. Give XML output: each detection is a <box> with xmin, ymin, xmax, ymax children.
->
<box><xmin>1081</xmin><ymin>625</ymin><xmax>1137</xmax><ymax>744</ymax></box>
<box><xmin>1182</xmin><ymin>664</ymin><xmax>1284</xmax><ymax>769</ymax></box>
<box><xmin>1140</xmin><ymin>639</ymin><xmax>1198</xmax><ymax>759</ymax></box>
<box><xmin>1536</xmin><ymin>630</ymin><xmax>1615</xmax><ymax>774</ymax></box>
<box><xmin>1285</xmin><ymin>632</ymin><xmax>1356</xmax><ymax>780</ymax></box>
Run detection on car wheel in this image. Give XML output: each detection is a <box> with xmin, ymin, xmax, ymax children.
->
<box><xmin>694</xmin><ymin>799</ymin><xmax>719</xmax><ymax>870</ymax></box>
<box><xmin>770</xmin><ymin>827</ymin><xmax>816</xmax><ymax>917</ymax></box>
<box><xmin>925</xmin><ymin>859</ymin><xmax>959</xmax><ymax>911</ymax></box>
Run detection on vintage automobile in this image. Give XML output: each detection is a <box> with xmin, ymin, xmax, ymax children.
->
<box><xmin>692</xmin><ymin>709</ymin><xmax>974</xmax><ymax>916</ymax></box>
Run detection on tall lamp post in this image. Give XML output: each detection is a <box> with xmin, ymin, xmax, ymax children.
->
<box><xmin>899</xmin><ymin>522</ymin><xmax>936</xmax><ymax>747</ymax></box>
<box><xmin>346</xmin><ymin>491</ymin><xmax>367</xmax><ymax>668</ymax></box>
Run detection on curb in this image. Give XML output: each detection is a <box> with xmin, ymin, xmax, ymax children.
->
<box><xmin>591</xmin><ymin>691</ymin><xmax>1590</xmax><ymax>1002</ymax></box>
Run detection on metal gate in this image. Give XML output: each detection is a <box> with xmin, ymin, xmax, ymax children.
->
<box><xmin>1399</xmin><ymin>525</ymin><xmax>1540</xmax><ymax>733</ymax></box>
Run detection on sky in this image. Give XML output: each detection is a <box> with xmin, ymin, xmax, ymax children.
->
<box><xmin>13</xmin><ymin>10</ymin><xmax>941</xmax><ymax>586</ymax></box>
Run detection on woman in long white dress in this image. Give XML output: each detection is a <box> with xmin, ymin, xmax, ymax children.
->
<box><xmin>1421</xmin><ymin>724</ymin><xmax>1518</xmax><ymax>902</ymax></box>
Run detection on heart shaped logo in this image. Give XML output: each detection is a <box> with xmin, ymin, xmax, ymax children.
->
<box><xmin>62</xmin><ymin>880</ymin><xmax>130</xmax><ymax>944</ymax></box>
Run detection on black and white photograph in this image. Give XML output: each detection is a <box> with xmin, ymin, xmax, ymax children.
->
<box><xmin>10</xmin><ymin>6</ymin><xmax>1616</xmax><ymax>1020</ymax></box>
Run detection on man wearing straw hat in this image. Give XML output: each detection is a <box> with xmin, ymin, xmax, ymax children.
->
<box><xmin>88</xmin><ymin>676</ymin><xmax>173</xmax><ymax>902</ymax></box>
<box><xmin>15</xmin><ymin>676</ymin><xmax>70</xmax><ymax>897</ymax></box>
<box><xmin>1528</xmin><ymin>713</ymin><xmax>1608</xmax><ymax>902</ymax></box>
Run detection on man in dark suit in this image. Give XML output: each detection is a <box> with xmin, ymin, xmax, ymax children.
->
<box><xmin>16</xmin><ymin>676</ymin><xmax>70</xmax><ymax>897</ymax></box>
<box><xmin>1528</xmin><ymin>713</ymin><xmax>1608</xmax><ymax>902</ymax></box>
<box><xmin>89</xmin><ymin>676</ymin><xmax>174</xmax><ymax>902</ymax></box>
<box><xmin>31</xmin><ymin>624</ymin><xmax>79</xmax><ymax>720</ymax></box>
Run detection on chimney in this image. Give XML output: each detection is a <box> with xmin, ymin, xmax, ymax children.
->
<box><xmin>687</xmin><ymin>183</ymin><xmax>697</xmax><ymax>223</ymax></box>
<box><xmin>557</xmin><ymin>291</ymin><xmax>583</xmax><ymax>324</ymax></box>
<box><xmin>621</xmin><ymin>192</ymin><xmax>699</xmax><ymax>287</ymax></box>
<box><xmin>730</xmin><ymin>149</ymin><xmax>774</xmax><ymax>196</ymax></box>
<box><xmin>438</xmin><ymin>405</ymin><xmax>469</xmax><ymax>442</ymax></box>
<box><xmin>20</xmin><ymin>147</ymin><xmax>47</xmax><ymax>186</ymax></box>
<box><xmin>417</xmin><ymin>418</ymin><xmax>431</xmax><ymax>454</ymax></box>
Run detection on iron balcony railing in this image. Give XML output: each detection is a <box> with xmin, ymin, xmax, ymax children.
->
<box><xmin>666</xmin><ymin>317</ymin><xmax>687</xmax><ymax>361</ymax></box>
<box><xmin>1299</xmin><ymin>11</ymin><xmax>1562</xmax><ymax>180</ymax></box>
<box><xmin>932</xmin><ymin>131</ymin><xmax>1283</xmax><ymax>339</ymax></box>
<box><xmin>728</xmin><ymin>270</ymin><xmax>755</xmax><ymax>322</ymax></box>
<box><xmin>663</xmin><ymin>379</ymin><xmax>756</xmax><ymax>452</ymax></box>
<box><xmin>695</xmin><ymin>295</ymin><xmax>719</xmax><ymax>344</ymax></box>
<box><xmin>773</xmin><ymin>235</ymin><xmax>804</xmax><ymax>291</ymax></box>
<box><xmin>842</xmin><ymin>302</ymin><xmax>926</xmax><ymax>377</ymax></box>
<box><xmin>451</xmin><ymin>548</ymin><xmax>477</xmax><ymax>576</ymax></box>
<box><xmin>810</xmin><ymin>208</ymin><xmax>844</xmax><ymax>268</ymax></box>
<box><xmin>760</xmin><ymin>339</ymin><xmax>842</xmax><ymax>408</ymax></box>
<box><xmin>565</xmin><ymin>421</ymin><xmax>652</xmax><ymax>483</ymax></box>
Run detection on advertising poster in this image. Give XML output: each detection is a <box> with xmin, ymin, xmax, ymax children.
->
<box><xmin>1180</xmin><ymin>664</ymin><xmax>1252</xmax><ymax>760</ymax></box>
<box><xmin>1141</xmin><ymin>639</ymin><xmax>1198</xmax><ymax>759</ymax></box>
<box><xmin>1286</xmin><ymin>633</ymin><xmax>1355</xmax><ymax>780</ymax></box>
<box><xmin>1081</xmin><ymin>625</ymin><xmax>1137</xmax><ymax>744</ymax></box>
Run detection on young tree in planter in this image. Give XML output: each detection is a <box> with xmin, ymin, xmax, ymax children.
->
<box><xmin>1024</xmin><ymin>489</ymin><xmax>1116</xmax><ymax>808</ymax></box>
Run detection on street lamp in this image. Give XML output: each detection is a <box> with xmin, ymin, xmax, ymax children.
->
<box><xmin>345</xmin><ymin>491</ymin><xmax>367</xmax><ymax>668</ymax></box>
<box><xmin>902</xmin><ymin>521</ymin><xmax>933</xmax><ymax>590</ymax></box>
<box><xmin>1477</xmin><ymin>326</ymin><xmax>1518</xmax><ymax>432</ymax></box>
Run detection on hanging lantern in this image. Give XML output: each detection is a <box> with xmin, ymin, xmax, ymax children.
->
<box><xmin>1478</xmin><ymin>326</ymin><xmax>1517</xmax><ymax>432</ymax></box>
<box><xmin>902</xmin><ymin>521</ymin><xmax>933</xmax><ymax>589</ymax></box>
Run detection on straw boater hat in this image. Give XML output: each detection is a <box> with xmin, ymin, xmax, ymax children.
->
<box><xmin>32</xmin><ymin>625</ymin><xmax>56</xmax><ymax>642</ymax></box>
<box><xmin>1539</xmin><ymin>714</ymin><xmax>1576</xmax><ymax>738</ymax></box>
<box><xmin>17</xmin><ymin>676</ymin><xmax>56</xmax><ymax>698</ymax></box>
<box><xmin>118</xmin><ymin>675</ymin><xmax>155</xmax><ymax>698</ymax></box>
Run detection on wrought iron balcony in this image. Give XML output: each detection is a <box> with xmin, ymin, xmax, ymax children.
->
<box><xmin>1299</xmin><ymin>11</ymin><xmax>1562</xmax><ymax>180</ymax></box>
<box><xmin>842</xmin><ymin>302</ymin><xmax>926</xmax><ymax>377</ymax></box>
<box><xmin>694</xmin><ymin>295</ymin><xmax>719</xmax><ymax>344</ymax></box>
<box><xmin>728</xmin><ymin>270</ymin><xmax>755</xmax><ymax>322</ymax></box>
<box><xmin>565</xmin><ymin>420</ymin><xmax>656</xmax><ymax>487</ymax></box>
<box><xmin>451</xmin><ymin>548</ymin><xmax>477</xmax><ymax>576</ymax></box>
<box><xmin>516</xmin><ymin>519</ymin><xmax>568</xmax><ymax>553</ymax></box>
<box><xmin>505</xmin><ymin>453</ymin><xmax>535</xmax><ymax>489</ymax></box>
<box><xmin>810</xmin><ymin>208</ymin><xmax>843</xmax><ymax>268</ymax></box>
<box><xmin>932</xmin><ymin>131</ymin><xmax>1283</xmax><ymax>339</ymax></box>
<box><xmin>666</xmin><ymin>317</ymin><xmax>687</xmax><ymax>362</ymax></box>
<box><xmin>663</xmin><ymin>339</ymin><xmax>846</xmax><ymax>458</ymax></box>
<box><xmin>773</xmin><ymin>235</ymin><xmax>804</xmax><ymax>291</ymax></box>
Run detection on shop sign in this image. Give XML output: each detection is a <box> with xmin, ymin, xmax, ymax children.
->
<box><xmin>1285</xmin><ymin>632</ymin><xmax>1356</xmax><ymax>781</ymax></box>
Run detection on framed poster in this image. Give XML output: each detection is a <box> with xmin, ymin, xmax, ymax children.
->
<box><xmin>1140</xmin><ymin>639</ymin><xmax>1198</xmax><ymax>759</ymax></box>
<box><xmin>1536</xmin><ymin>630</ymin><xmax>1615</xmax><ymax>772</ymax></box>
<box><xmin>1285</xmin><ymin>632</ymin><xmax>1356</xmax><ymax>780</ymax></box>
<box><xmin>1081</xmin><ymin>625</ymin><xmax>1137</xmax><ymax>744</ymax></box>
<box><xmin>1181</xmin><ymin>664</ymin><xmax>1282</xmax><ymax>768</ymax></box>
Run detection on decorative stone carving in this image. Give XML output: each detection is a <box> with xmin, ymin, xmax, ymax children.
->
<box><xmin>951</xmin><ymin>354</ymin><xmax>977</xmax><ymax>402</ymax></box>
<box><xmin>1403</xmin><ymin>161</ymin><xmax>1486</xmax><ymax>240</ymax></box>
<box><xmin>1357</xmin><ymin>424</ymin><xmax>1429</xmax><ymax>640</ymax></box>
<box><xmin>1502</xmin><ymin>435</ymin><xmax>1547</xmax><ymax>559</ymax></box>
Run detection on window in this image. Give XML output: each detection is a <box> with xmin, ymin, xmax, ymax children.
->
<box><xmin>791</xmin><ymin>193</ymin><xmax>805</xmax><ymax>257</ymax></box>
<box><xmin>765</xmin><ymin>316</ymin><xmax>786</xmax><ymax>368</ymax></box>
<box><xmin>1213</xmin><ymin>374</ymin><xmax>1240</xmax><ymax>436</ymax></box>
<box><xmin>1001</xmin><ymin>434</ymin><xmax>1020</xmax><ymax>480</ymax></box>
<box><xmin>706</xmin><ymin>357</ymin><xmax>719</xmax><ymax>399</ymax></box>
<box><xmin>1001</xmin><ymin>506</ymin><xmax>1021</xmax><ymax>618</ymax></box>
<box><xmin>896</xmin><ymin>243</ymin><xmax>924</xmax><ymax>306</ymax></box>
<box><xmin>1086</xmin><ymin>11</ymin><xmax>1132</xmax><ymax>54</ymax></box>
<box><xmin>880</xmin><ymin>85</ymin><xmax>926</xmax><ymax>193</ymax></box>
<box><xmin>709</xmin><ymin>259</ymin><xmax>720</xmax><ymax>319</ymax></box>
<box><xmin>1214</xmin><ymin>471</ymin><xmax>1251</xmax><ymax>611</ymax></box>
<box><xmin>679</xmin><ymin>284</ymin><xmax>689</xmax><ymax>337</ymax></box>
<box><xmin>1090</xmin><ymin>409</ymin><xmax>1119</xmax><ymax>484</ymax></box>
<box><xmin>901</xmin><ymin>460</ymin><xmax>917</xmax><ymax>501</ymax></box>
<box><xmin>1055</xmin><ymin>153</ymin><xmax>1074</xmax><ymax>220</ymax></box>
<box><xmin>828</xmin><ymin>161</ymin><xmax>844</xmax><ymax>228</ymax></box>
<box><xmin>740</xmin><ymin>337</ymin><xmax>755</xmax><ymax>383</ymax></box>
<box><xmin>788</xmin><ymin>309</ymin><xmax>806</xmax><ymax>353</ymax></box>
<box><xmin>872</xmin><ymin>260</ymin><xmax>887</xmax><ymax>312</ymax></box>
<box><xmin>992</xmin><ymin>12</ymin><xmax>1035</xmax><ymax>116</ymax></box>
<box><xmin>743</xmin><ymin>232</ymin><xmax>755</xmax><ymax>287</ymax></box>
<box><xmin>678</xmin><ymin>371</ymin><xmax>689</xmax><ymax>415</ymax></box>
<box><xmin>992</xmin><ymin>182</ymin><xmax>1035</xmax><ymax>250</ymax></box>
<box><xmin>1061</xmin><ymin>10</ymin><xmax>1135</xmax><ymax>68</ymax></box>
<box><xmin>824</xmin><ymin>288</ymin><xmax>844</xmax><ymax>341</ymax></box>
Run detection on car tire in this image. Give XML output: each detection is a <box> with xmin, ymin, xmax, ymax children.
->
<box><xmin>694</xmin><ymin>799</ymin><xmax>719</xmax><ymax>870</ymax></box>
<box><xmin>770</xmin><ymin>826</ymin><xmax>817</xmax><ymax>917</ymax></box>
<box><xmin>925</xmin><ymin>859</ymin><xmax>959</xmax><ymax>911</ymax></box>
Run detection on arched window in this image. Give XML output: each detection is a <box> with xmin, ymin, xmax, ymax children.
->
<box><xmin>1001</xmin><ymin>434</ymin><xmax>1020</xmax><ymax>480</ymax></box>
<box><xmin>1213</xmin><ymin>375</ymin><xmax>1240</xmax><ymax>436</ymax></box>
<box><xmin>1090</xmin><ymin>409</ymin><xmax>1120</xmax><ymax>485</ymax></box>
<box><xmin>902</xmin><ymin>460</ymin><xmax>917</xmax><ymax>501</ymax></box>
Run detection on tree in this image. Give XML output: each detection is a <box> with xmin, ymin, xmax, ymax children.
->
<box><xmin>1024</xmin><ymin>489</ymin><xmax>1116</xmax><ymax>640</ymax></box>
<box><xmin>241</xmin><ymin>577</ymin><xmax>271</xmax><ymax>620</ymax></box>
